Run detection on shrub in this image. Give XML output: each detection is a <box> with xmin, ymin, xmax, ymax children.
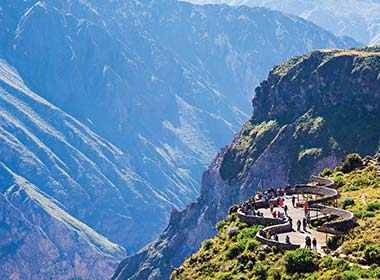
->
<box><xmin>226</xmin><ymin>213</ymin><xmax>237</xmax><ymax>223</ymax></box>
<box><xmin>333</xmin><ymin>258</ymin><xmax>350</xmax><ymax>272</ymax></box>
<box><xmin>354</xmin><ymin>210</ymin><xmax>375</xmax><ymax>219</ymax></box>
<box><xmin>334</xmin><ymin>176</ymin><xmax>346</xmax><ymax>188</ymax></box>
<box><xmin>284</xmin><ymin>248</ymin><xmax>317</xmax><ymax>273</ymax></box>
<box><xmin>364</xmin><ymin>245</ymin><xmax>380</xmax><ymax>264</ymax></box>
<box><xmin>343</xmin><ymin>185</ymin><xmax>360</xmax><ymax>192</ymax></box>
<box><xmin>225</xmin><ymin>242</ymin><xmax>245</xmax><ymax>260</ymax></box>
<box><xmin>245</xmin><ymin>239</ymin><xmax>260</xmax><ymax>252</ymax></box>
<box><xmin>321</xmin><ymin>256</ymin><xmax>334</xmax><ymax>269</ymax></box>
<box><xmin>366</xmin><ymin>201</ymin><xmax>380</xmax><ymax>212</ymax></box>
<box><xmin>341</xmin><ymin>270</ymin><xmax>360</xmax><ymax>280</ymax></box>
<box><xmin>369</xmin><ymin>265</ymin><xmax>380</xmax><ymax>278</ymax></box>
<box><xmin>341</xmin><ymin>197</ymin><xmax>355</xmax><ymax>209</ymax></box>
<box><xmin>217</xmin><ymin>272</ymin><xmax>233</xmax><ymax>280</ymax></box>
<box><xmin>321</xmin><ymin>168</ymin><xmax>333</xmax><ymax>177</ymax></box>
<box><xmin>341</xmin><ymin>154</ymin><xmax>363</xmax><ymax>173</ymax></box>
<box><xmin>202</xmin><ymin>239</ymin><xmax>213</xmax><ymax>251</ymax></box>
<box><xmin>253</xmin><ymin>263</ymin><xmax>267</xmax><ymax>280</ymax></box>
<box><xmin>327</xmin><ymin>235</ymin><xmax>343</xmax><ymax>250</ymax></box>
<box><xmin>238</xmin><ymin>225</ymin><xmax>261</xmax><ymax>240</ymax></box>
<box><xmin>217</xmin><ymin>221</ymin><xmax>226</xmax><ymax>232</ymax></box>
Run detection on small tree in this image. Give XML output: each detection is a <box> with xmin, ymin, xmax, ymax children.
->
<box><xmin>321</xmin><ymin>168</ymin><xmax>333</xmax><ymax>177</ymax></box>
<box><xmin>342</xmin><ymin>154</ymin><xmax>363</xmax><ymax>173</ymax></box>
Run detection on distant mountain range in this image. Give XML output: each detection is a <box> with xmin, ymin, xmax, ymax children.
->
<box><xmin>187</xmin><ymin>0</ymin><xmax>380</xmax><ymax>45</ymax></box>
<box><xmin>0</xmin><ymin>0</ymin><xmax>358</xmax><ymax>278</ymax></box>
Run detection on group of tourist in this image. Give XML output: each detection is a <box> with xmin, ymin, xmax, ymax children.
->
<box><xmin>254</xmin><ymin>186</ymin><xmax>292</xmax><ymax>201</ymax></box>
<box><xmin>239</xmin><ymin>201</ymin><xmax>264</xmax><ymax>217</ymax></box>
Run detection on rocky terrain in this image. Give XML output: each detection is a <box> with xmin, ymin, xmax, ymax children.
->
<box><xmin>113</xmin><ymin>46</ymin><xmax>380</xmax><ymax>279</ymax></box>
<box><xmin>188</xmin><ymin>0</ymin><xmax>380</xmax><ymax>45</ymax></box>
<box><xmin>0</xmin><ymin>0</ymin><xmax>357</xmax><ymax>260</ymax></box>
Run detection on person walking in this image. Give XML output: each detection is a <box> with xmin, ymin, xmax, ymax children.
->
<box><xmin>292</xmin><ymin>196</ymin><xmax>296</xmax><ymax>207</ymax></box>
<box><xmin>297</xmin><ymin>219</ymin><xmax>301</xmax><ymax>231</ymax></box>
<box><xmin>312</xmin><ymin>237</ymin><xmax>317</xmax><ymax>251</ymax></box>
<box><xmin>288</xmin><ymin>216</ymin><xmax>293</xmax><ymax>229</ymax></box>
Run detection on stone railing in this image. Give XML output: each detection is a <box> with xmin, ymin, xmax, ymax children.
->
<box><xmin>318</xmin><ymin>206</ymin><xmax>357</xmax><ymax>233</ymax></box>
<box><xmin>256</xmin><ymin>222</ymin><xmax>300</xmax><ymax>250</ymax></box>
<box><xmin>310</xmin><ymin>176</ymin><xmax>337</xmax><ymax>188</ymax></box>
<box><xmin>290</xmin><ymin>184</ymin><xmax>340</xmax><ymax>205</ymax></box>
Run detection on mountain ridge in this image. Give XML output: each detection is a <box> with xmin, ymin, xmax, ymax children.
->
<box><xmin>113</xmin><ymin>46</ymin><xmax>380</xmax><ymax>280</ymax></box>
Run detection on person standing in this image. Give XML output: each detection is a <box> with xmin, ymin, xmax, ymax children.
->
<box><xmin>284</xmin><ymin>204</ymin><xmax>288</xmax><ymax>216</ymax></box>
<box><xmin>305</xmin><ymin>236</ymin><xmax>311</xmax><ymax>249</ymax></box>
<box><xmin>304</xmin><ymin>202</ymin><xmax>309</xmax><ymax>215</ymax></box>
<box><xmin>292</xmin><ymin>195</ymin><xmax>296</xmax><ymax>207</ymax></box>
<box><xmin>288</xmin><ymin>216</ymin><xmax>293</xmax><ymax>229</ymax></box>
<box><xmin>303</xmin><ymin>217</ymin><xmax>307</xmax><ymax>231</ymax></box>
<box><xmin>286</xmin><ymin>235</ymin><xmax>291</xmax><ymax>244</ymax></box>
<box><xmin>312</xmin><ymin>237</ymin><xmax>317</xmax><ymax>251</ymax></box>
<box><xmin>297</xmin><ymin>219</ymin><xmax>301</xmax><ymax>231</ymax></box>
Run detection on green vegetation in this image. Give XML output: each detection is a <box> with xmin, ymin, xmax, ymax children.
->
<box><xmin>284</xmin><ymin>249</ymin><xmax>318</xmax><ymax>273</ymax></box>
<box><xmin>271</xmin><ymin>55</ymin><xmax>305</xmax><ymax>77</ymax></box>
<box><xmin>334</xmin><ymin>176</ymin><xmax>346</xmax><ymax>188</ymax></box>
<box><xmin>220</xmin><ymin>120</ymin><xmax>280</xmax><ymax>181</ymax></box>
<box><xmin>364</xmin><ymin>245</ymin><xmax>380</xmax><ymax>264</ymax></box>
<box><xmin>321</xmin><ymin>168</ymin><xmax>333</xmax><ymax>177</ymax></box>
<box><xmin>172</xmin><ymin>157</ymin><xmax>380</xmax><ymax>280</ymax></box>
<box><xmin>337</xmin><ymin>153</ymin><xmax>363</xmax><ymax>174</ymax></box>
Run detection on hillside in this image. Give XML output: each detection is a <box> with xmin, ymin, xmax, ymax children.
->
<box><xmin>0</xmin><ymin>59</ymin><xmax>134</xmax><ymax>277</ymax></box>
<box><xmin>114</xmin><ymin>47</ymin><xmax>380</xmax><ymax>279</ymax></box>
<box><xmin>172</xmin><ymin>154</ymin><xmax>380</xmax><ymax>279</ymax></box>
<box><xmin>0</xmin><ymin>0</ymin><xmax>357</xmax><ymax>254</ymax></box>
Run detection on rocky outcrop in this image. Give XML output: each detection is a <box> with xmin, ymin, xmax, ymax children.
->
<box><xmin>113</xmin><ymin>47</ymin><xmax>380</xmax><ymax>280</ymax></box>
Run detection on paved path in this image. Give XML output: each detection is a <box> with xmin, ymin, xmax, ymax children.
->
<box><xmin>260</xmin><ymin>195</ymin><xmax>332</xmax><ymax>253</ymax></box>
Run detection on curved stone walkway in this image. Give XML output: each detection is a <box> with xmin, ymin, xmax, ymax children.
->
<box><xmin>260</xmin><ymin>196</ymin><xmax>330</xmax><ymax>252</ymax></box>
<box><xmin>237</xmin><ymin>176</ymin><xmax>357</xmax><ymax>252</ymax></box>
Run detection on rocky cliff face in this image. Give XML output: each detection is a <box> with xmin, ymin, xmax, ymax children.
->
<box><xmin>0</xmin><ymin>0</ymin><xmax>357</xmax><ymax>255</ymax></box>
<box><xmin>113</xmin><ymin>46</ymin><xmax>380</xmax><ymax>279</ymax></box>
